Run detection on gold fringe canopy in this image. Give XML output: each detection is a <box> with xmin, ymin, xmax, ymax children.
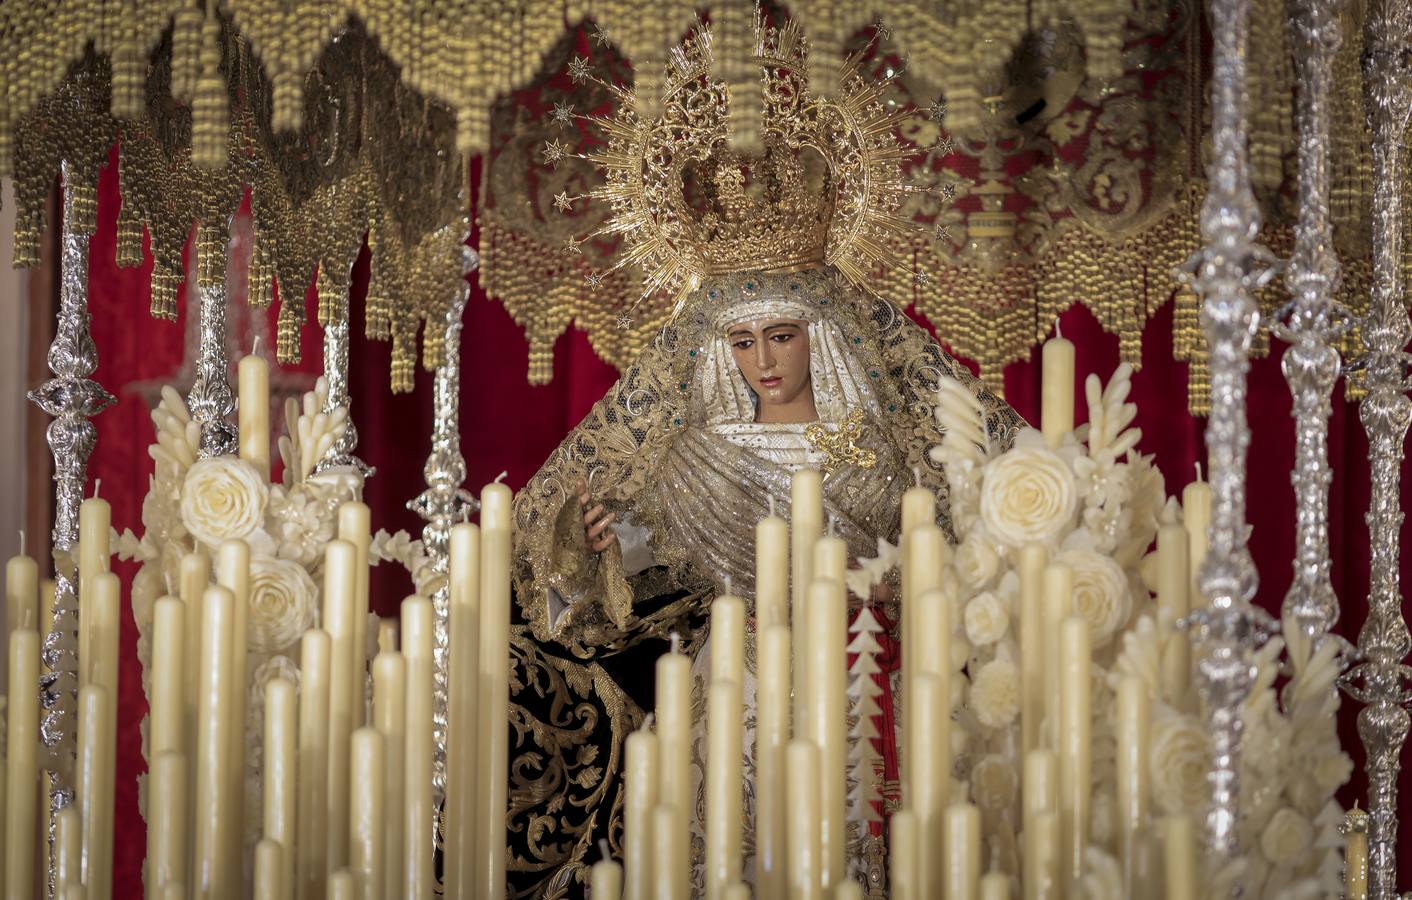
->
<box><xmin>8</xmin><ymin>26</ymin><xmax>468</xmax><ymax>393</ymax></box>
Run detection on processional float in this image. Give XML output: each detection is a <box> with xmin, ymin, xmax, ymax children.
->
<box><xmin>0</xmin><ymin>0</ymin><xmax>1410</xmax><ymax>898</ymax></box>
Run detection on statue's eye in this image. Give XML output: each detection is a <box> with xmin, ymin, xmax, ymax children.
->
<box><xmin>731</xmin><ymin>338</ymin><xmax>753</xmax><ymax>350</ymax></box>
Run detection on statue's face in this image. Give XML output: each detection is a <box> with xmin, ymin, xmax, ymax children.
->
<box><xmin>726</xmin><ymin>318</ymin><xmax>813</xmax><ymax>410</ymax></box>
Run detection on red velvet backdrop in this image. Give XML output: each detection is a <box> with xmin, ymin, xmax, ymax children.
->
<box><xmin>76</xmin><ymin>147</ymin><xmax>1411</xmax><ymax>894</ymax></box>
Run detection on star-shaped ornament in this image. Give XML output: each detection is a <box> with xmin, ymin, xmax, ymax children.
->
<box><xmin>926</xmin><ymin>96</ymin><xmax>948</xmax><ymax>122</ymax></box>
<box><xmin>551</xmin><ymin>101</ymin><xmax>575</xmax><ymax>127</ymax></box>
<box><xmin>935</xmin><ymin>136</ymin><xmax>956</xmax><ymax>157</ymax></box>
<box><xmin>553</xmin><ymin>191</ymin><xmax>574</xmax><ymax>212</ymax></box>
<box><xmin>568</xmin><ymin>55</ymin><xmax>593</xmax><ymax>84</ymax></box>
<box><xmin>586</xmin><ymin>272</ymin><xmax>603</xmax><ymax>289</ymax></box>
<box><xmin>940</xmin><ymin>182</ymin><xmax>957</xmax><ymax>203</ymax></box>
<box><xmin>542</xmin><ymin>139</ymin><xmax>568</xmax><ymax>166</ymax></box>
<box><xmin>913</xmin><ymin>270</ymin><xmax>931</xmax><ymax>285</ymax></box>
<box><xmin>616</xmin><ymin>313</ymin><xmax>634</xmax><ymax>330</ymax></box>
<box><xmin>933</xmin><ymin>222</ymin><xmax>953</xmax><ymax>243</ymax></box>
<box><xmin>565</xmin><ymin>234</ymin><xmax>585</xmax><ymax>254</ymax></box>
<box><xmin>591</xmin><ymin>23</ymin><xmax>613</xmax><ymax>47</ymax></box>
<box><xmin>873</xmin><ymin>16</ymin><xmax>892</xmax><ymax>41</ymax></box>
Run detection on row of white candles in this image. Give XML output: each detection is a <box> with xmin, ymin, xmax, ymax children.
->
<box><xmin>0</xmin><ymin>344</ymin><xmax>514</xmax><ymax>900</ymax></box>
<box><xmin>596</xmin><ymin>332</ymin><xmax>1229</xmax><ymax>899</ymax></box>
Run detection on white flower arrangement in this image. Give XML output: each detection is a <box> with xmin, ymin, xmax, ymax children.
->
<box><xmin>119</xmin><ymin>377</ymin><xmax>362</xmax><ymax>857</ymax></box>
<box><xmin>928</xmin><ymin>363</ymin><xmax>1348</xmax><ymax>898</ymax></box>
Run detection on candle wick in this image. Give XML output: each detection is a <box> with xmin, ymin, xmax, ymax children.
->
<box><xmin>913</xmin><ymin>466</ymin><xmax>921</xmax><ymax>487</ymax></box>
<box><xmin>23</xmin><ymin>607</ymin><xmax>34</xmax><ymax>629</ymax></box>
<box><xmin>252</xmin><ymin>335</ymin><xmax>262</xmax><ymax>357</ymax></box>
<box><xmin>669</xmin><ymin>632</ymin><xmax>682</xmax><ymax>655</ymax></box>
<box><xmin>18</xmin><ymin>529</ymin><xmax>24</xmax><ymax>557</ymax></box>
<box><xmin>93</xmin><ymin>479</ymin><xmax>101</xmax><ymax>500</ymax></box>
<box><xmin>494</xmin><ymin>470</ymin><xmax>509</xmax><ymax>485</ymax></box>
<box><xmin>597</xmin><ymin>838</ymin><xmax>611</xmax><ymax>862</ymax></box>
<box><xmin>723</xmin><ymin>574</ymin><xmax>733</xmax><ymax>596</ymax></box>
<box><xmin>828</xmin><ymin>515</ymin><xmax>837</xmax><ymax>538</ymax></box>
<box><xmin>1195</xmin><ymin>461</ymin><xmax>1203</xmax><ymax>483</ymax></box>
<box><xmin>642</xmin><ymin>712</ymin><xmax>655</xmax><ymax>730</ymax></box>
<box><xmin>1054</xmin><ymin>318</ymin><xmax>1063</xmax><ymax>340</ymax></box>
<box><xmin>768</xmin><ymin>494</ymin><xmax>777</xmax><ymax>519</ymax></box>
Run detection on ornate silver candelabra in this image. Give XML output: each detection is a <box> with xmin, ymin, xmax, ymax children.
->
<box><xmin>26</xmin><ymin>162</ymin><xmax>116</xmax><ymax>887</ymax></box>
<box><xmin>1277</xmin><ymin>0</ymin><xmax>1348</xmax><ymax>647</ymax></box>
<box><xmin>1338</xmin><ymin>2</ymin><xmax>1412</xmax><ymax>896</ymax></box>
<box><xmin>1176</xmin><ymin>0</ymin><xmax>1278</xmax><ymax>859</ymax></box>
<box><xmin>408</xmin><ymin>240</ymin><xmax>479</xmax><ymax>800</ymax></box>
<box><xmin>186</xmin><ymin>222</ymin><xmax>239</xmax><ymax>457</ymax></box>
<box><xmin>316</xmin><ymin>296</ymin><xmax>373</xmax><ymax>476</ymax></box>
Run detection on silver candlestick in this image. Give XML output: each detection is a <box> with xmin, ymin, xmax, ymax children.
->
<box><xmin>316</xmin><ymin>296</ymin><xmax>373</xmax><ymax>477</ymax></box>
<box><xmin>1176</xmin><ymin>0</ymin><xmax>1278</xmax><ymax>859</ymax></box>
<box><xmin>1338</xmin><ymin>1</ymin><xmax>1412</xmax><ymax>896</ymax></box>
<box><xmin>1276</xmin><ymin>0</ymin><xmax>1349</xmax><ymax>647</ymax></box>
<box><xmin>26</xmin><ymin>162</ymin><xmax>115</xmax><ymax>891</ymax></box>
<box><xmin>408</xmin><ymin>240</ymin><xmax>479</xmax><ymax>801</ymax></box>
<box><xmin>187</xmin><ymin>222</ymin><xmax>239</xmax><ymax>457</ymax></box>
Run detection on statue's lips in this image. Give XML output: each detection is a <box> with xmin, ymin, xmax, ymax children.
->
<box><xmin>759</xmin><ymin>376</ymin><xmax>783</xmax><ymax>388</ymax></box>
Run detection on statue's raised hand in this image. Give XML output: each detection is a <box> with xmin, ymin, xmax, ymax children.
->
<box><xmin>577</xmin><ymin>479</ymin><xmax>617</xmax><ymax>553</ymax></box>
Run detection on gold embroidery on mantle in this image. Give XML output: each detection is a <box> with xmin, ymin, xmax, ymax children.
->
<box><xmin>806</xmin><ymin>410</ymin><xmax>879</xmax><ymax>479</ymax></box>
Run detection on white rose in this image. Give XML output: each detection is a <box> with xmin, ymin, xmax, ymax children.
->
<box><xmin>954</xmin><ymin>536</ymin><xmax>1000</xmax><ymax>588</ymax></box>
<box><xmin>964</xmin><ymin>592</ymin><xmax>1009</xmax><ymax>646</ymax></box>
<box><xmin>1055</xmin><ymin>549</ymin><xmax>1131</xmax><ymax>649</ymax></box>
<box><xmin>180</xmin><ymin>457</ymin><xmax>269</xmax><ymax>548</ymax></box>
<box><xmin>1311</xmin><ymin>750</ymin><xmax>1353</xmax><ymax>792</ymax></box>
<box><xmin>246</xmin><ymin>557</ymin><xmax>319</xmax><ymax>653</ymax></box>
<box><xmin>1149</xmin><ymin>712</ymin><xmax>1210</xmax><ymax>816</ymax></box>
<box><xmin>979</xmin><ymin>447</ymin><xmax>1079</xmax><ymax>548</ymax></box>
<box><xmin>1259</xmin><ymin>807</ymin><xmax>1314</xmax><ymax>865</ymax></box>
<box><xmin>970</xmin><ymin>658</ymin><xmax>1021</xmax><ymax>729</ymax></box>
<box><xmin>970</xmin><ymin>754</ymin><xmax>1018</xmax><ymax>812</ymax></box>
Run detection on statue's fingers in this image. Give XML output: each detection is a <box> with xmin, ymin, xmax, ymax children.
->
<box><xmin>592</xmin><ymin>531</ymin><xmax>618</xmax><ymax>552</ymax></box>
<box><xmin>583</xmin><ymin>503</ymin><xmax>605</xmax><ymax>526</ymax></box>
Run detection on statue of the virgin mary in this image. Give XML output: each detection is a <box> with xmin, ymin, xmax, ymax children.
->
<box><xmin>494</xmin><ymin>19</ymin><xmax>1022</xmax><ymax>898</ymax></box>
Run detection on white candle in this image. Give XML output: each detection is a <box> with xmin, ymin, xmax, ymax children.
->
<box><xmin>1115</xmin><ymin>675</ymin><xmax>1150</xmax><ymax>885</ymax></box>
<box><xmin>755</xmin><ymin>507</ymin><xmax>789</xmax><ymax>630</ymax></box>
<box><xmin>1024</xmin><ymin>811</ymin><xmax>1060</xmax><ymax>900</ymax></box>
<box><xmin>806</xmin><ymin>578</ymin><xmax>847</xmax><ymax>889</ymax></box>
<box><xmin>193</xmin><ymin>586</ymin><xmax>235</xmax><ymax>900</ymax></box>
<box><xmin>326</xmin><ymin>871</ymin><xmax>356</xmax><ymax>900</ymax></box>
<box><xmin>711</xmin><ymin>593</ymin><xmax>745</xmax><ymax>685</ymax></box>
<box><xmin>5</xmin><ymin>550</ymin><xmax>38</xmax><ymax>633</ymax></box>
<box><xmin>1021</xmin><ymin>749</ymin><xmax>1056</xmax><ymax>900</ymax></box>
<box><xmin>402</xmin><ymin>597</ymin><xmax>435</xmax><ymax>899</ymax></box>
<box><xmin>623</xmin><ymin>725</ymin><xmax>659</xmax><ymax>900</ymax></box>
<box><xmin>55</xmin><ymin>807</ymin><xmax>82</xmax><ymax>892</ymax></box>
<box><xmin>652</xmin><ymin>804</ymin><xmax>687</xmax><ymax>900</ymax></box>
<box><xmin>706</xmin><ymin>678</ymin><xmax>744</xmax><ymax>900</ymax></box>
<box><xmin>252</xmin><ymin>839</ymin><xmax>283</xmax><ymax>900</ymax></box>
<box><xmin>372</xmin><ymin>652</ymin><xmax>407</xmax><ymax>900</ymax></box>
<box><xmin>1041</xmin><ymin>564</ymin><xmax>1073</xmax><ymax>747</ymax></box>
<box><xmin>901</xmin><ymin>473</ymin><xmax>935</xmax><ymax>537</ymax></box>
<box><xmin>944</xmin><ymin>804</ymin><xmax>981</xmax><ymax>900</ymax></box>
<box><xmin>238</xmin><ymin>348</ymin><xmax>271</xmax><ymax>480</ymax></box>
<box><xmin>833</xmin><ymin>882</ymin><xmax>863</xmax><ymax>900</ymax></box>
<box><xmin>5</xmin><ymin>627</ymin><xmax>39</xmax><ymax>900</ymax></box>
<box><xmin>903</xmin><ymin>525</ymin><xmax>946</xmax><ymax>800</ymax></box>
<box><xmin>1164</xmin><ymin>815</ymin><xmax>1196</xmax><ymax>900</ymax></box>
<box><xmin>337</xmin><ymin>502</ymin><xmax>372</xmax><ymax>731</ymax></box>
<box><xmin>1156</xmin><ymin>524</ymin><xmax>1190</xmax><ymax>701</ymax></box>
<box><xmin>475</xmin><ymin>480</ymin><xmax>513</xmax><ymax>900</ymax></box>
<box><xmin>148</xmin><ymin>750</ymin><xmax>188</xmax><ymax>894</ymax></box>
<box><xmin>1182</xmin><ymin>477</ymin><xmax>1210</xmax><ymax>605</ymax></box>
<box><xmin>77</xmin><ymin>682</ymin><xmax>115</xmax><ymax>900</ymax></box>
<box><xmin>77</xmin><ymin>493</ymin><xmax>110</xmax><ymax>693</ymax></box>
<box><xmin>349</xmin><ymin>727</ymin><xmax>385</xmax><ymax>900</ymax></box>
<box><xmin>263</xmin><ymin>677</ymin><xmax>297</xmax><ymax>900</ymax></box>
<box><xmin>786</xmin><ymin>740</ymin><xmax>822</xmax><ymax>900</ymax></box>
<box><xmin>888</xmin><ymin>810</ymin><xmax>919</xmax><ymax>900</ymax></box>
<box><xmin>655</xmin><ymin>641</ymin><xmax>691</xmax><ymax>900</ymax></box>
<box><xmin>1058</xmin><ymin>615</ymin><xmax>1091</xmax><ymax>889</ymax></box>
<box><xmin>150</xmin><ymin>597</ymin><xmax>186</xmax><ymax>758</ymax></box>
<box><xmin>446</xmin><ymin>522</ymin><xmax>480</xmax><ymax>900</ymax></box>
<box><xmin>1018</xmin><ymin>545</ymin><xmax>1047</xmax><ymax>757</ymax></box>
<box><xmin>322</xmin><ymin>538</ymin><xmax>358</xmax><ymax>872</ymax></box>
<box><xmin>179</xmin><ymin>551</ymin><xmax>209</xmax><ymax>763</ymax></box>
<box><xmin>296</xmin><ymin>630</ymin><xmax>331</xmax><ymax>900</ymax></box>
<box><xmin>1345</xmin><ymin>806</ymin><xmax>1369</xmax><ymax>900</ymax></box>
<box><xmin>1041</xmin><ymin>327</ymin><xmax>1075</xmax><ymax>448</ymax></box>
<box><xmin>216</xmin><ymin>539</ymin><xmax>250</xmax><ymax>896</ymax></box>
<box><xmin>591</xmin><ymin>840</ymin><xmax>624</xmax><ymax>900</ymax></box>
<box><xmin>790</xmin><ymin>470</ymin><xmax>823</xmax><ymax>733</ymax></box>
<box><xmin>755</xmin><ymin>625</ymin><xmax>790</xmax><ymax>900</ymax></box>
<box><xmin>979</xmin><ymin>873</ymin><xmax>1010</xmax><ymax>900</ymax></box>
<box><xmin>87</xmin><ymin>572</ymin><xmax>120</xmax><ymax>712</ymax></box>
<box><xmin>909</xmin><ymin>672</ymin><xmax>947</xmax><ymax>899</ymax></box>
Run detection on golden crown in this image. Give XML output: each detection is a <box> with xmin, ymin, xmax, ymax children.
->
<box><xmin>553</xmin><ymin>14</ymin><xmax>937</xmax><ymax>311</ymax></box>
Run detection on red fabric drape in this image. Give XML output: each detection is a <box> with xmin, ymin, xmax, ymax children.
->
<box><xmin>78</xmin><ymin>148</ymin><xmax>1411</xmax><ymax>896</ymax></box>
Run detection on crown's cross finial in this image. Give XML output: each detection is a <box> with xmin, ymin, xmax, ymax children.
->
<box><xmin>805</xmin><ymin>409</ymin><xmax>878</xmax><ymax>479</ymax></box>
